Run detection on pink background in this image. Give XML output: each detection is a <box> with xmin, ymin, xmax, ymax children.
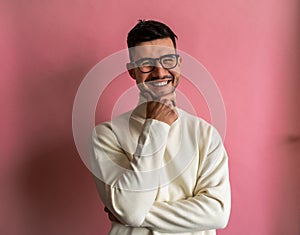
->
<box><xmin>1</xmin><ymin>1</ymin><xmax>299</xmax><ymax>235</ymax></box>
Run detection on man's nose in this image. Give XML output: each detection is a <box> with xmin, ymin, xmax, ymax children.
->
<box><xmin>152</xmin><ymin>61</ymin><xmax>168</xmax><ymax>78</ymax></box>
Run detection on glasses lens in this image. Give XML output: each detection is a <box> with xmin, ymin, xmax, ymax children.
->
<box><xmin>138</xmin><ymin>59</ymin><xmax>154</xmax><ymax>72</ymax></box>
<box><xmin>161</xmin><ymin>54</ymin><xmax>178</xmax><ymax>69</ymax></box>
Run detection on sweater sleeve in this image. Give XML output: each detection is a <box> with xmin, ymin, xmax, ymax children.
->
<box><xmin>90</xmin><ymin>119</ymin><xmax>170</xmax><ymax>227</ymax></box>
<box><xmin>141</xmin><ymin>127</ymin><xmax>231</xmax><ymax>233</ymax></box>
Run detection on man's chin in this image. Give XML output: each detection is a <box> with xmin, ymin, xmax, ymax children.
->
<box><xmin>154</xmin><ymin>89</ymin><xmax>174</xmax><ymax>98</ymax></box>
<box><xmin>143</xmin><ymin>88</ymin><xmax>175</xmax><ymax>100</ymax></box>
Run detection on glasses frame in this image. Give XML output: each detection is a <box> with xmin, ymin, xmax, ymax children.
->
<box><xmin>133</xmin><ymin>54</ymin><xmax>180</xmax><ymax>73</ymax></box>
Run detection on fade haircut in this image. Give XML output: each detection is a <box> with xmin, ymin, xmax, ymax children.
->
<box><xmin>127</xmin><ymin>20</ymin><xmax>178</xmax><ymax>61</ymax></box>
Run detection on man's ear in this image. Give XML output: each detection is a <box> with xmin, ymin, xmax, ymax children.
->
<box><xmin>178</xmin><ymin>56</ymin><xmax>182</xmax><ymax>67</ymax></box>
<box><xmin>126</xmin><ymin>63</ymin><xmax>136</xmax><ymax>79</ymax></box>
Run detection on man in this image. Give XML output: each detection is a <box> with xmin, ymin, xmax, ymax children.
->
<box><xmin>90</xmin><ymin>20</ymin><xmax>231</xmax><ymax>235</ymax></box>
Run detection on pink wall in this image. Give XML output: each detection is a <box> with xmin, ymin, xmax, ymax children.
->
<box><xmin>1</xmin><ymin>1</ymin><xmax>299</xmax><ymax>235</ymax></box>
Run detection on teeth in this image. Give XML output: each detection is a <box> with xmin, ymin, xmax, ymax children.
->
<box><xmin>152</xmin><ymin>81</ymin><xmax>168</xmax><ymax>87</ymax></box>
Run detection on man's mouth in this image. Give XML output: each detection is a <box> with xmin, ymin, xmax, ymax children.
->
<box><xmin>146</xmin><ymin>78</ymin><xmax>173</xmax><ymax>88</ymax></box>
<box><xmin>151</xmin><ymin>80</ymin><xmax>171</xmax><ymax>87</ymax></box>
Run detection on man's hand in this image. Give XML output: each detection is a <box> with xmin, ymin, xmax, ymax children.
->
<box><xmin>145</xmin><ymin>93</ymin><xmax>178</xmax><ymax>126</ymax></box>
<box><xmin>104</xmin><ymin>207</ymin><xmax>122</xmax><ymax>224</ymax></box>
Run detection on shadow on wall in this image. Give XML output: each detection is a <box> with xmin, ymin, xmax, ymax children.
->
<box><xmin>13</xmin><ymin>94</ymin><xmax>111</xmax><ymax>234</ymax></box>
<box><xmin>275</xmin><ymin>10</ymin><xmax>300</xmax><ymax>235</ymax></box>
<box><xmin>12</xmin><ymin>64</ymin><xmax>111</xmax><ymax>234</ymax></box>
<box><xmin>17</xmin><ymin>141</ymin><xmax>97</xmax><ymax>235</ymax></box>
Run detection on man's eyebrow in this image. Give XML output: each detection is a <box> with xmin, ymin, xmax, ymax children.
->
<box><xmin>135</xmin><ymin>53</ymin><xmax>176</xmax><ymax>61</ymax></box>
<box><xmin>136</xmin><ymin>57</ymin><xmax>155</xmax><ymax>61</ymax></box>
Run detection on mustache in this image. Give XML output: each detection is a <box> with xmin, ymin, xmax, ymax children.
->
<box><xmin>145</xmin><ymin>75</ymin><xmax>173</xmax><ymax>82</ymax></box>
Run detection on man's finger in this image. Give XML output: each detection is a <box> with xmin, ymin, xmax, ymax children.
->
<box><xmin>160</xmin><ymin>99</ymin><xmax>174</xmax><ymax>109</ymax></box>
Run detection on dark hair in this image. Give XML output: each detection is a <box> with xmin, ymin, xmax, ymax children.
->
<box><xmin>127</xmin><ymin>20</ymin><xmax>178</xmax><ymax>61</ymax></box>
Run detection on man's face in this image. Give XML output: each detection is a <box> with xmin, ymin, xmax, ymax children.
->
<box><xmin>127</xmin><ymin>38</ymin><xmax>181</xmax><ymax>99</ymax></box>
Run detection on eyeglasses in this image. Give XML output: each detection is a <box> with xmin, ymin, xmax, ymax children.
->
<box><xmin>133</xmin><ymin>54</ymin><xmax>180</xmax><ymax>73</ymax></box>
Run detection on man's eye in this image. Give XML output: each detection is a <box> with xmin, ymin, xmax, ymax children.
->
<box><xmin>162</xmin><ymin>58</ymin><xmax>176</xmax><ymax>64</ymax></box>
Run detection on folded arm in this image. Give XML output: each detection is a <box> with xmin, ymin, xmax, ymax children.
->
<box><xmin>91</xmin><ymin>118</ymin><xmax>170</xmax><ymax>227</ymax></box>
<box><xmin>141</xmin><ymin>128</ymin><xmax>231</xmax><ymax>233</ymax></box>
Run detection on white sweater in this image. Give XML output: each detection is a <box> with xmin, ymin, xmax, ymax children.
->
<box><xmin>90</xmin><ymin>105</ymin><xmax>231</xmax><ymax>235</ymax></box>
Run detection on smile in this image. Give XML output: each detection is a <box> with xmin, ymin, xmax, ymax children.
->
<box><xmin>148</xmin><ymin>79</ymin><xmax>172</xmax><ymax>88</ymax></box>
<box><xmin>152</xmin><ymin>81</ymin><xmax>169</xmax><ymax>87</ymax></box>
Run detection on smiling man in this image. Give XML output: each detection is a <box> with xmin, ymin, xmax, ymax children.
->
<box><xmin>90</xmin><ymin>20</ymin><xmax>231</xmax><ymax>235</ymax></box>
